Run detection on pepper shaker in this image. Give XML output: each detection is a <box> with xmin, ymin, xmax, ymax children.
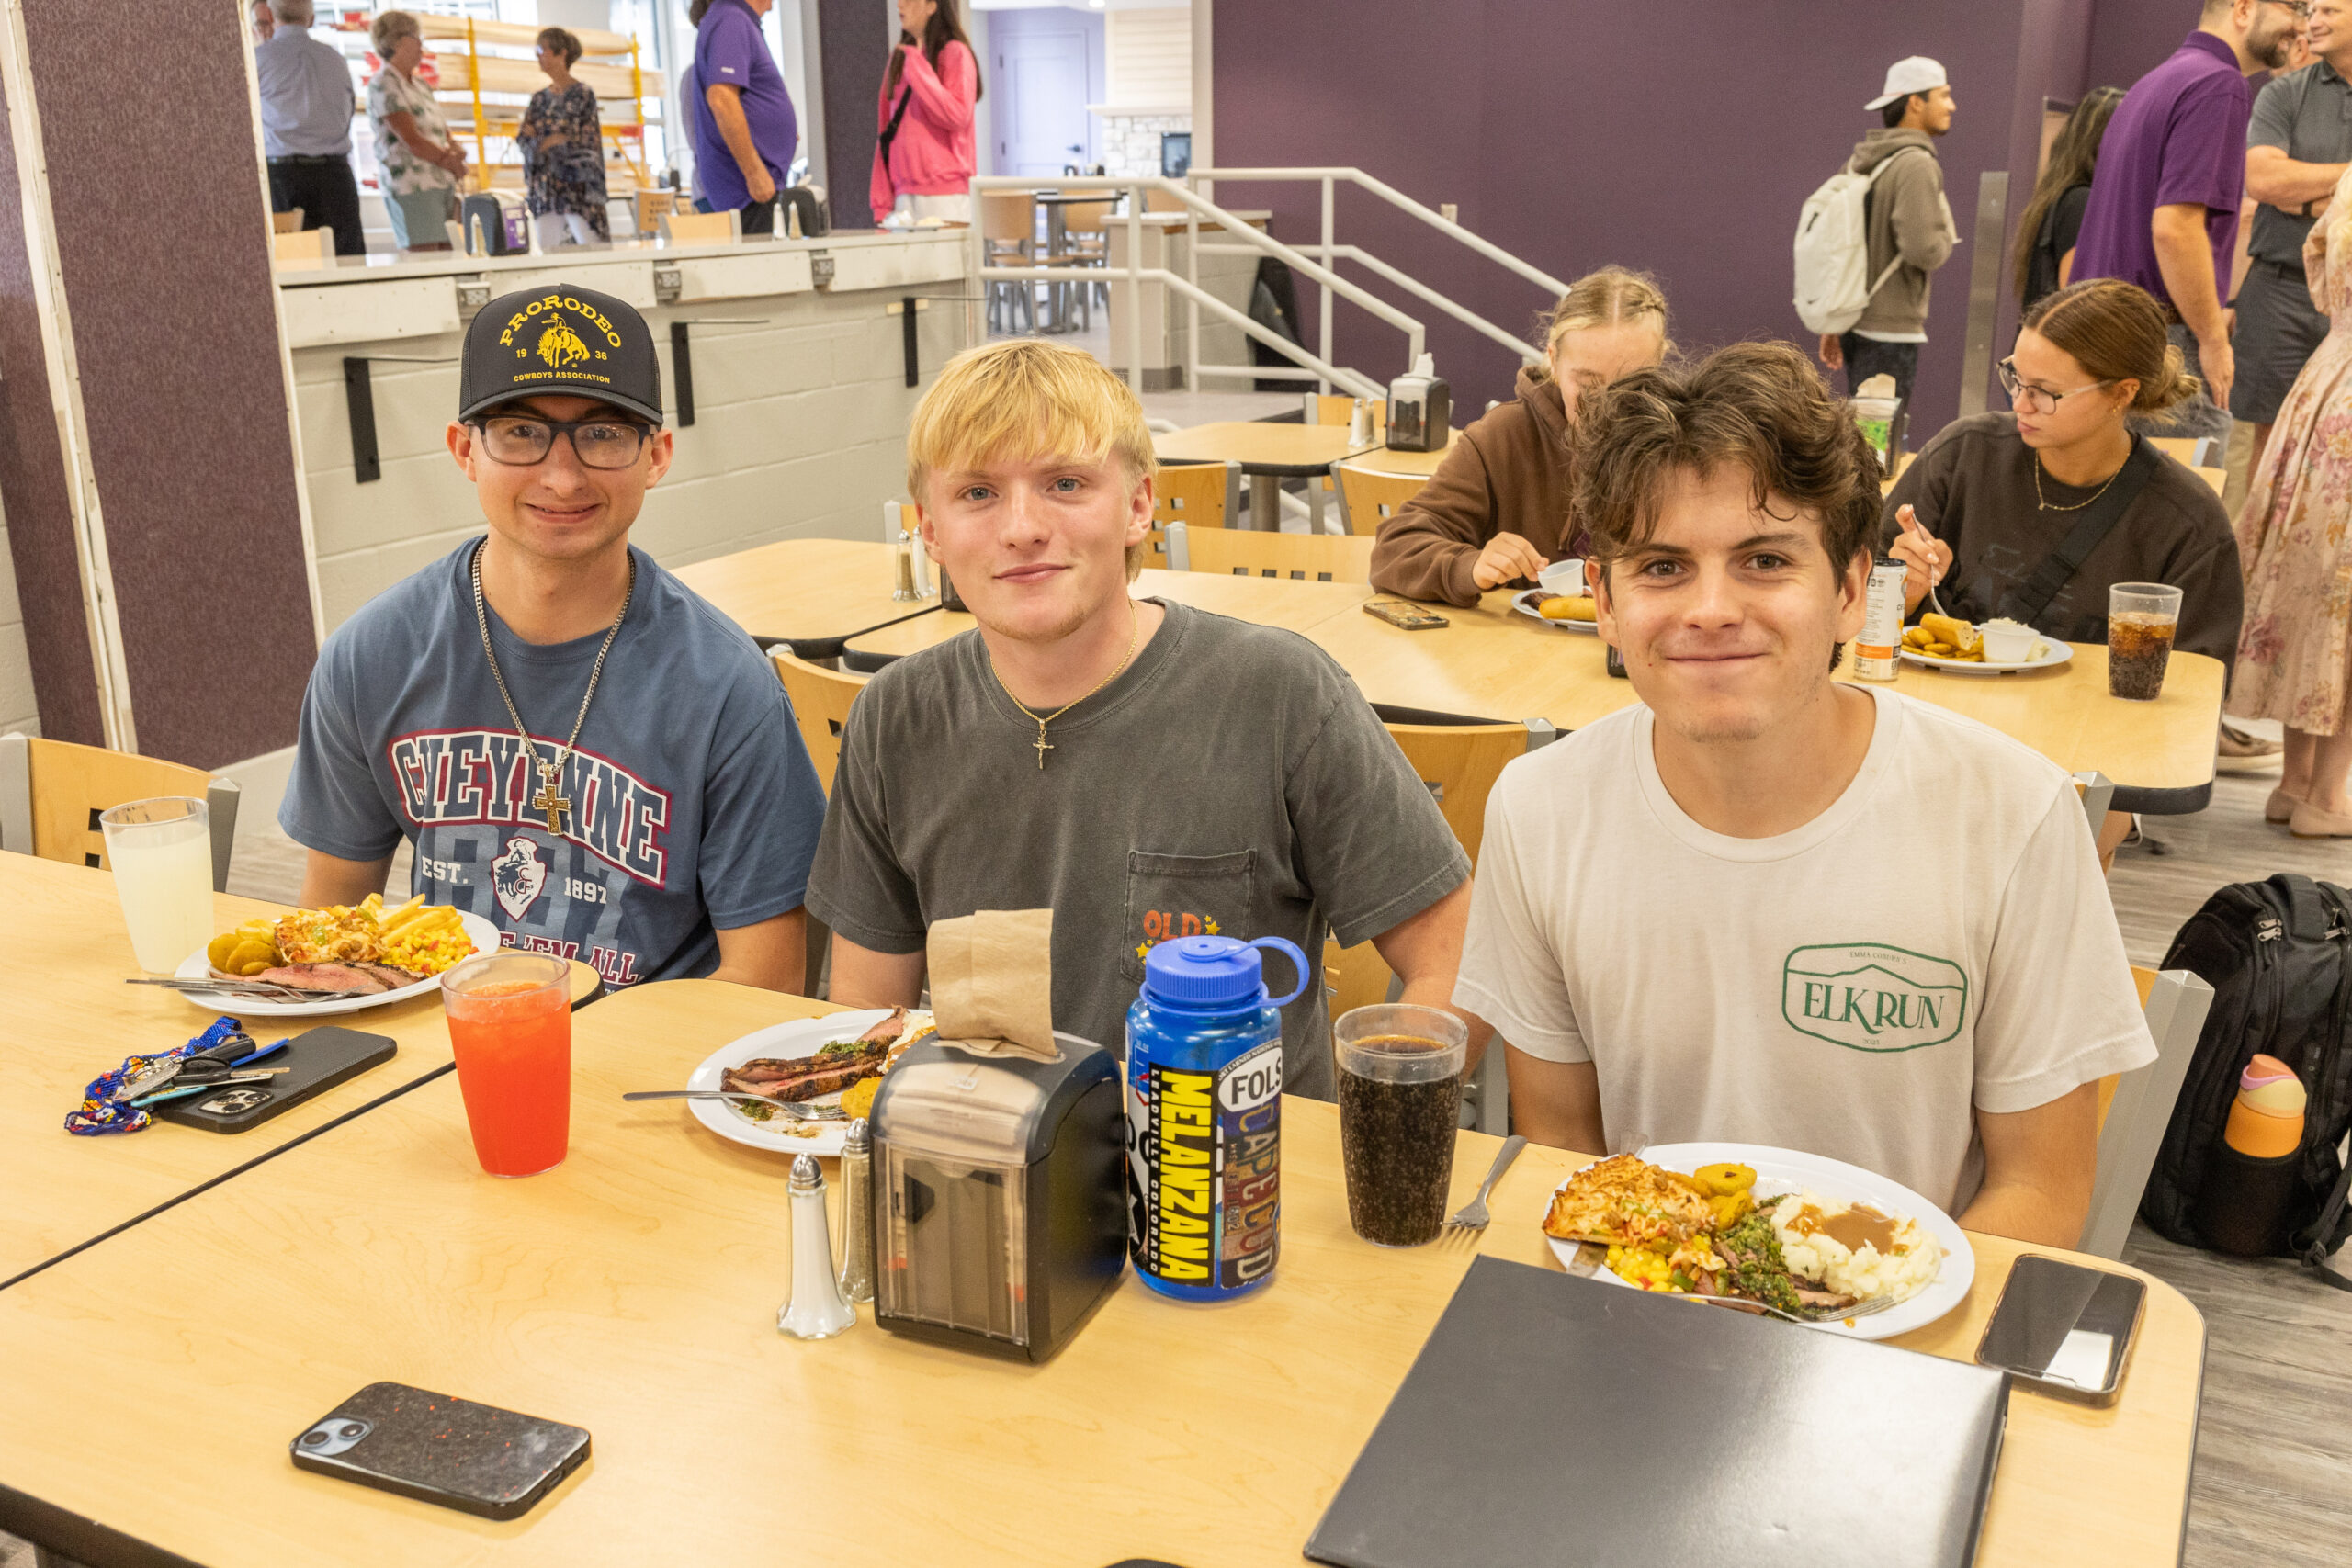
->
<box><xmin>777</xmin><ymin>1154</ymin><xmax>856</xmax><ymax>1339</ymax></box>
<box><xmin>837</xmin><ymin>1117</ymin><xmax>876</xmax><ymax>1304</ymax></box>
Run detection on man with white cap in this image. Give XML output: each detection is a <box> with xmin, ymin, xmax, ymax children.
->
<box><xmin>1817</xmin><ymin>56</ymin><xmax>1959</xmax><ymax>407</ymax></box>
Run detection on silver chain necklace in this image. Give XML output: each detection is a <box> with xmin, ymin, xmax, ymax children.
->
<box><xmin>470</xmin><ymin>539</ymin><xmax>635</xmax><ymax>837</ymax></box>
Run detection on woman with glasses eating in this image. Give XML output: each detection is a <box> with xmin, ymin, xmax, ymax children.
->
<box><xmin>1881</xmin><ymin>278</ymin><xmax>2243</xmax><ymax>668</ymax></box>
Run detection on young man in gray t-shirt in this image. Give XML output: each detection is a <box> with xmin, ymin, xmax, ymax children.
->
<box><xmin>807</xmin><ymin>341</ymin><xmax>1471</xmax><ymax>1097</ymax></box>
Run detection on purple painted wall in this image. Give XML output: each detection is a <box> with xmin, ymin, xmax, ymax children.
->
<box><xmin>2086</xmin><ymin>0</ymin><xmax>2202</xmax><ymax>96</ymax></box>
<box><xmin>1213</xmin><ymin>1</ymin><xmax>2113</xmax><ymax>433</ymax></box>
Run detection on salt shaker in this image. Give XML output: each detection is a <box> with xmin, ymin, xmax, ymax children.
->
<box><xmin>836</xmin><ymin>1117</ymin><xmax>876</xmax><ymax>1304</ymax></box>
<box><xmin>777</xmin><ymin>1154</ymin><xmax>855</xmax><ymax>1339</ymax></box>
<box><xmin>1348</xmin><ymin>397</ymin><xmax>1373</xmax><ymax>446</ymax></box>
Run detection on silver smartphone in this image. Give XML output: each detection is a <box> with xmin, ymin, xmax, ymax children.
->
<box><xmin>1973</xmin><ymin>1255</ymin><xmax>2146</xmax><ymax>1405</ymax></box>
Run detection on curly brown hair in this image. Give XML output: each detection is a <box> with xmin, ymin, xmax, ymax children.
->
<box><xmin>1575</xmin><ymin>340</ymin><xmax>1883</xmax><ymax>581</ymax></box>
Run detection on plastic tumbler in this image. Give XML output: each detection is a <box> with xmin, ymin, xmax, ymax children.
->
<box><xmin>441</xmin><ymin>951</ymin><xmax>571</xmax><ymax>1177</ymax></box>
<box><xmin>1334</xmin><ymin>1004</ymin><xmax>1469</xmax><ymax>1247</ymax></box>
<box><xmin>2108</xmin><ymin>582</ymin><xmax>2183</xmax><ymax>701</ymax></box>
<box><xmin>98</xmin><ymin>796</ymin><xmax>214</xmax><ymax>974</ymax></box>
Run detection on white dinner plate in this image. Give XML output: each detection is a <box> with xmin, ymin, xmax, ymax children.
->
<box><xmin>1544</xmin><ymin>1140</ymin><xmax>1973</xmax><ymax>1341</ymax></box>
<box><xmin>1899</xmin><ymin>639</ymin><xmax>2074</xmax><ymax>676</ymax></box>
<box><xmin>681</xmin><ymin>1008</ymin><xmax>899</xmax><ymax>1158</ymax></box>
<box><xmin>171</xmin><ymin>911</ymin><xmax>502</xmax><ymax>1018</ymax></box>
<box><xmin>1510</xmin><ymin>588</ymin><xmax>1599</xmax><ymax>635</ymax></box>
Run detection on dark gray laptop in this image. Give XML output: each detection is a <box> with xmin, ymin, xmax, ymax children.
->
<box><xmin>1306</xmin><ymin>1258</ymin><xmax>2008</xmax><ymax>1568</ymax></box>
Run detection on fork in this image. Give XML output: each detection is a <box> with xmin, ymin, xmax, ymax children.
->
<box><xmin>1442</xmin><ymin>1134</ymin><xmax>1526</xmax><ymax>1234</ymax></box>
<box><xmin>1679</xmin><ymin>1291</ymin><xmax>1899</xmax><ymax>1325</ymax></box>
<box><xmin>620</xmin><ymin>1089</ymin><xmax>845</xmax><ymax>1121</ymax></box>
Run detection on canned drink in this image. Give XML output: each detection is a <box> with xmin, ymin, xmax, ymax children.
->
<box><xmin>1855</xmin><ymin>557</ymin><xmax>1906</xmax><ymax>682</ymax></box>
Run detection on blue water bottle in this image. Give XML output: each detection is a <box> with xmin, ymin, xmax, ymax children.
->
<box><xmin>1125</xmin><ymin>934</ymin><xmax>1308</xmax><ymax>1302</ymax></box>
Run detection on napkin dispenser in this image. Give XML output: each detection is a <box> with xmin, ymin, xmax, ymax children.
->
<box><xmin>460</xmin><ymin>192</ymin><xmax>528</xmax><ymax>256</ymax></box>
<box><xmin>868</xmin><ymin>1034</ymin><xmax>1125</xmax><ymax>1362</ymax></box>
<box><xmin>1386</xmin><ymin>354</ymin><xmax>1451</xmax><ymax>452</ymax></box>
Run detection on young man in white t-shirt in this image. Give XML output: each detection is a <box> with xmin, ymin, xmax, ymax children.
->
<box><xmin>1453</xmin><ymin>342</ymin><xmax>2154</xmax><ymax>1245</ymax></box>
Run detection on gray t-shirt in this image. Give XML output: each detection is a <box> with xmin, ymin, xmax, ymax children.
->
<box><xmin>807</xmin><ymin>601</ymin><xmax>1471</xmax><ymax>1098</ymax></box>
<box><xmin>281</xmin><ymin>542</ymin><xmax>827</xmax><ymax>988</ymax></box>
<box><xmin>2247</xmin><ymin>61</ymin><xmax>2352</xmax><ymax>266</ymax></box>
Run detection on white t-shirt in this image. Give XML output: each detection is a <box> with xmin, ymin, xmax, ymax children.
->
<box><xmin>1454</xmin><ymin>687</ymin><xmax>2154</xmax><ymax>1213</ymax></box>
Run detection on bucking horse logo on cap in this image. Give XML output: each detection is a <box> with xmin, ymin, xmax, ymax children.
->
<box><xmin>535</xmin><ymin>313</ymin><xmax>591</xmax><ymax>372</ymax></box>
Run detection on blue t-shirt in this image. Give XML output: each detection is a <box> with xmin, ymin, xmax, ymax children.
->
<box><xmin>691</xmin><ymin>0</ymin><xmax>797</xmax><ymax>210</ymax></box>
<box><xmin>280</xmin><ymin>543</ymin><xmax>825</xmax><ymax>988</ymax></box>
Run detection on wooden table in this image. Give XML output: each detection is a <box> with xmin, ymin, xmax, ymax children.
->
<box><xmin>1339</xmin><ymin>427</ymin><xmax>1457</xmax><ymax>478</ymax></box>
<box><xmin>672</xmin><ymin>536</ymin><xmax>939</xmax><ymax>654</ymax></box>
<box><xmin>1154</xmin><ymin>421</ymin><xmax>1374</xmax><ymax>530</ymax></box>
<box><xmin>0</xmin><ymin>853</ymin><xmax>599</xmax><ymax>1287</ymax></box>
<box><xmin>823</xmin><ymin>542</ymin><xmax>2222</xmax><ymax>813</ymax></box>
<box><xmin>0</xmin><ymin>978</ymin><xmax>2202</xmax><ymax>1566</ymax></box>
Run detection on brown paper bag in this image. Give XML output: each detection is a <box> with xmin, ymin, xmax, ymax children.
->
<box><xmin>927</xmin><ymin>908</ymin><xmax>1059</xmax><ymax>1063</ymax></box>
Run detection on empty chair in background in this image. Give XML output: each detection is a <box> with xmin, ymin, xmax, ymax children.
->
<box><xmin>1368</xmin><ymin>266</ymin><xmax>1668</xmax><ymax>605</ymax></box>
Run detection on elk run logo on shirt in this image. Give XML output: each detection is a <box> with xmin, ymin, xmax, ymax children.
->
<box><xmin>1781</xmin><ymin>942</ymin><xmax>1969</xmax><ymax>1053</ymax></box>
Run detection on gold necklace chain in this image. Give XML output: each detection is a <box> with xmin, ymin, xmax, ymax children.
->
<box><xmin>471</xmin><ymin>539</ymin><xmax>635</xmax><ymax>836</ymax></box>
<box><xmin>2032</xmin><ymin>449</ymin><xmax>2123</xmax><ymax>513</ymax></box>
<box><xmin>988</xmin><ymin>596</ymin><xmax>1141</xmax><ymax>770</ymax></box>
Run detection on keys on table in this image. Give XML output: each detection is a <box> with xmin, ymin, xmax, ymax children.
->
<box><xmin>123</xmin><ymin>1033</ymin><xmax>291</xmax><ymax>1107</ymax></box>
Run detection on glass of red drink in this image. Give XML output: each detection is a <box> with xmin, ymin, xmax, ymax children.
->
<box><xmin>441</xmin><ymin>952</ymin><xmax>572</xmax><ymax>1177</ymax></box>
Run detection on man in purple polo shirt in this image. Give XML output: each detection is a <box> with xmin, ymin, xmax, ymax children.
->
<box><xmin>2071</xmin><ymin>0</ymin><xmax>2302</xmax><ymax>441</ymax></box>
<box><xmin>688</xmin><ymin>0</ymin><xmax>798</xmax><ymax>235</ymax></box>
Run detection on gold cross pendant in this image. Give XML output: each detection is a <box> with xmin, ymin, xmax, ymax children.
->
<box><xmin>1033</xmin><ymin>727</ymin><xmax>1053</xmax><ymax>770</ymax></box>
<box><xmin>531</xmin><ymin>765</ymin><xmax>572</xmax><ymax>835</ymax></box>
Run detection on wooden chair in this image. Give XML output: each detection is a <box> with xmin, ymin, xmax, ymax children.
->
<box><xmin>270</xmin><ymin>209</ymin><xmax>305</xmax><ymax>234</ymax></box>
<box><xmin>1325</xmin><ymin>719</ymin><xmax>1560</xmax><ymax>1134</ymax></box>
<box><xmin>2079</xmin><ymin>965</ymin><xmax>2216</xmax><ymax>1258</ymax></box>
<box><xmin>269</xmin><ymin>228</ymin><xmax>333</xmax><ymax>265</ymax></box>
<box><xmin>659</xmin><ymin>209</ymin><xmax>741</xmax><ymax>245</ymax></box>
<box><xmin>770</xmin><ymin>650</ymin><xmax>868</xmax><ymax>795</ymax></box>
<box><xmin>1164</xmin><ymin>522</ymin><xmax>1374</xmax><ymax>583</ymax></box>
<box><xmin>1051</xmin><ymin>191</ymin><xmax>1116</xmax><ymax>325</ymax></box>
<box><xmin>2192</xmin><ymin>466</ymin><xmax>2227</xmax><ymax>498</ymax></box>
<box><xmin>1331</xmin><ymin>461</ymin><xmax>1429</xmax><ymax>536</ymax></box>
<box><xmin>1305</xmin><ymin>393</ymin><xmax>1386</xmax><ymax>434</ymax></box>
<box><xmin>1146</xmin><ymin>460</ymin><xmax>1241</xmax><ymax>570</ymax></box>
<box><xmin>981</xmin><ymin>191</ymin><xmax>1037</xmax><ymax>333</ymax></box>
<box><xmin>2148</xmin><ymin>435</ymin><xmax>2218</xmax><ymax>468</ymax></box>
<box><xmin>0</xmin><ymin>733</ymin><xmax>240</xmax><ymax>893</ymax></box>
<box><xmin>1144</xmin><ymin>186</ymin><xmax>1188</xmax><ymax>213</ymax></box>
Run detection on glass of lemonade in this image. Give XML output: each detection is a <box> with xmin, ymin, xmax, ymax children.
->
<box><xmin>98</xmin><ymin>797</ymin><xmax>214</xmax><ymax>974</ymax></box>
<box><xmin>1335</xmin><ymin>1004</ymin><xmax>1470</xmax><ymax>1247</ymax></box>
<box><xmin>441</xmin><ymin>952</ymin><xmax>572</xmax><ymax>1178</ymax></box>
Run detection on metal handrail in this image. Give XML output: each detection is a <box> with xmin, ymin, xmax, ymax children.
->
<box><xmin>969</xmin><ymin>175</ymin><xmax>1412</xmax><ymax>398</ymax></box>
<box><xmin>1189</xmin><ymin>165</ymin><xmax>1570</xmax><ymax>393</ymax></box>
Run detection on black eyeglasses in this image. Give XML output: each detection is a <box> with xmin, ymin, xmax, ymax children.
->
<box><xmin>471</xmin><ymin>413</ymin><xmax>653</xmax><ymax>469</ymax></box>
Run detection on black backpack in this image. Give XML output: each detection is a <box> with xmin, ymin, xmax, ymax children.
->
<box><xmin>2142</xmin><ymin>874</ymin><xmax>2352</xmax><ymax>1292</ymax></box>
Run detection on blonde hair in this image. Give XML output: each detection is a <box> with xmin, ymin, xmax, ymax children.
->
<box><xmin>370</xmin><ymin>9</ymin><xmax>421</xmax><ymax>58</ymax></box>
<box><xmin>907</xmin><ymin>340</ymin><xmax>1159</xmax><ymax>579</ymax></box>
<box><xmin>1539</xmin><ymin>265</ymin><xmax>1671</xmax><ymax>365</ymax></box>
<box><xmin>2023</xmin><ymin>278</ymin><xmax>2199</xmax><ymax>413</ymax></box>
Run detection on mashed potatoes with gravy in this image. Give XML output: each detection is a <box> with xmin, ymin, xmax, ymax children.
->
<box><xmin>1770</xmin><ymin>1190</ymin><xmax>1941</xmax><ymax>1303</ymax></box>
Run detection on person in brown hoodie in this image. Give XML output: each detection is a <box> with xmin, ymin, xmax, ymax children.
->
<box><xmin>1369</xmin><ymin>267</ymin><xmax>1668</xmax><ymax>606</ymax></box>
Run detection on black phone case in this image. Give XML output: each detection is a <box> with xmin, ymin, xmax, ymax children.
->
<box><xmin>153</xmin><ymin>1026</ymin><xmax>397</xmax><ymax>1134</ymax></box>
<box><xmin>290</xmin><ymin>1382</ymin><xmax>590</xmax><ymax>1520</ymax></box>
<box><xmin>1973</xmin><ymin>1255</ymin><xmax>2146</xmax><ymax>1406</ymax></box>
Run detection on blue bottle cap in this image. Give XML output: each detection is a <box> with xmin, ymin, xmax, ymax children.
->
<box><xmin>1142</xmin><ymin>934</ymin><xmax>1308</xmax><ymax>1010</ymax></box>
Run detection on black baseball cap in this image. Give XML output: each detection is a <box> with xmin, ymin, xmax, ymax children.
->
<box><xmin>458</xmin><ymin>283</ymin><xmax>663</xmax><ymax>426</ymax></box>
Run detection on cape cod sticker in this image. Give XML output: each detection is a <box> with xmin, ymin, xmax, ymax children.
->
<box><xmin>1781</xmin><ymin>943</ymin><xmax>1968</xmax><ymax>1054</ymax></box>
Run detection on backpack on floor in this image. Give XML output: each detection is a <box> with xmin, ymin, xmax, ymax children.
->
<box><xmin>2142</xmin><ymin>874</ymin><xmax>2352</xmax><ymax>1291</ymax></box>
<box><xmin>1792</xmin><ymin>152</ymin><xmax>1910</xmax><ymax>335</ymax></box>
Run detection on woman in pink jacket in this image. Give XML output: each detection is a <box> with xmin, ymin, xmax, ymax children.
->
<box><xmin>872</xmin><ymin>0</ymin><xmax>982</xmax><ymax>225</ymax></box>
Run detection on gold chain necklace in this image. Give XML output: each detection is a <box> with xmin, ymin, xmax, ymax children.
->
<box><xmin>987</xmin><ymin>597</ymin><xmax>1141</xmax><ymax>770</ymax></box>
<box><xmin>471</xmin><ymin>539</ymin><xmax>634</xmax><ymax>836</ymax></box>
<box><xmin>2032</xmin><ymin>450</ymin><xmax>2123</xmax><ymax>513</ymax></box>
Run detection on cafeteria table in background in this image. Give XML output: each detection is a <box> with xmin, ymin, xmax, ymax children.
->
<box><xmin>1153</xmin><ymin>421</ymin><xmax>1375</xmax><ymax>531</ymax></box>
<box><xmin>671</xmin><ymin>537</ymin><xmax>943</xmax><ymax>658</ymax></box>
<box><xmin>0</xmin><ymin>978</ymin><xmax>2205</xmax><ymax>1566</ymax></box>
<box><xmin>0</xmin><ymin>853</ymin><xmax>600</xmax><ymax>1287</ymax></box>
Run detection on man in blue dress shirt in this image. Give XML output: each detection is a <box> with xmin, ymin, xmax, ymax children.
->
<box><xmin>254</xmin><ymin>0</ymin><xmax>363</xmax><ymax>256</ymax></box>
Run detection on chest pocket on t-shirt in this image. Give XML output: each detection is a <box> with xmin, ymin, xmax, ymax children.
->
<box><xmin>1123</xmin><ymin>850</ymin><xmax>1257</xmax><ymax>984</ymax></box>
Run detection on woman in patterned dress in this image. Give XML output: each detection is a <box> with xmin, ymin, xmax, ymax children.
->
<box><xmin>519</xmin><ymin>27</ymin><xmax>610</xmax><ymax>247</ymax></box>
<box><xmin>2232</xmin><ymin>161</ymin><xmax>2352</xmax><ymax>837</ymax></box>
<box><xmin>366</xmin><ymin>10</ymin><xmax>465</xmax><ymax>251</ymax></box>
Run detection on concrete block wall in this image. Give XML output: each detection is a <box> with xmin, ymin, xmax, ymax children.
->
<box><xmin>1101</xmin><ymin>113</ymin><xmax>1191</xmax><ymax>180</ymax></box>
<box><xmin>288</xmin><ymin>284</ymin><xmax>972</xmax><ymax>637</ymax></box>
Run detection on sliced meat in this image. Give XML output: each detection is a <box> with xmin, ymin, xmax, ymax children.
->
<box><xmin>854</xmin><ymin>1007</ymin><xmax>909</xmax><ymax>1045</ymax></box>
<box><xmin>348</xmin><ymin>962</ymin><xmax>424</xmax><ymax>989</ymax></box>
<box><xmin>724</xmin><ymin>1047</ymin><xmax>886</xmax><ymax>1102</ymax></box>
<box><xmin>1792</xmin><ymin>1286</ymin><xmax>1859</xmax><ymax>1311</ymax></box>
<box><xmin>256</xmin><ymin>963</ymin><xmax>391</xmax><ymax>994</ymax></box>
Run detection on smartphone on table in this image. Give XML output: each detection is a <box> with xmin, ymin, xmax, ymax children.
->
<box><xmin>1363</xmin><ymin>599</ymin><xmax>1448</xmax><ymax>631</ymax></box>
<box><xmin>291</xmin><ymin>1382</ymin><xmax>590</xmax><ymax>1519</ymax></box>
<box><xmin>1973</xmin><ymin>1255</ymin><xmax>2146</xmax><ymax>1405</ymax></box>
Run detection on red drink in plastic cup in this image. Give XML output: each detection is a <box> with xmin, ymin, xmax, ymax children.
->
<box><xmin>441</xmin><ymin>952</ymin><xmax>571</xmax><ymax>1177</ymax></box>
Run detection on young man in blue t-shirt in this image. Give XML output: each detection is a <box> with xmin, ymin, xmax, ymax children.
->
<box><xmin>280</xmin><ymin>284</ymin><xmax>826</xmax><ymax>990</ymax></box>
